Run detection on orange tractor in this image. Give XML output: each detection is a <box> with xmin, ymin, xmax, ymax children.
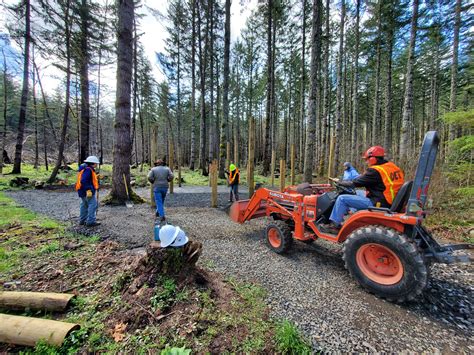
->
<box><xmin>229</xmin><ymin>131</ymin><xmax>472</xmax><ymax>302</ymax></box>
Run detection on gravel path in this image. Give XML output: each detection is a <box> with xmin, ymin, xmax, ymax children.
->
<box><xmin>7</xmin><ymin>188</ymin><xmax>473</xmax><ymax>353</ymax></box>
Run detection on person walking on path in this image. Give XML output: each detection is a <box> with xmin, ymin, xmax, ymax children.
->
<box><xmin>148</xmin><ymin>159</ymin><xmax>174</xmax><ymax>221</ymax></box>
<box><xmin>225</xmin><ymin>164</ymin><xmax>240</xmax><ymax>202</ymax></box>
<box><xmin>76</xmin><ymin>156</ymin><xmax>101</xmax><ymax>227</ymax></box>
<box><xmin>342</xmin><ymin>162</ymin><xmax>360</xmax><ymax>181</ymax></box>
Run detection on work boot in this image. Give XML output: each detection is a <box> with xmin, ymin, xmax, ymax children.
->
<box><xmin>79</xmin><ymin>220</ymin><xmax>86</xmax><ymax>226</ymax></box>
<box><xmin>319</xmin><ymin>223</ymin><xmax>341</xmax><ymax>235</ymax></box>
<box><xmin>86</xmin><ymin>222</ymin><xmax>101</xmax><ymax>227</ymax></box>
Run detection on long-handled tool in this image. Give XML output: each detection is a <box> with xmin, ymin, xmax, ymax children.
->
<box><xmin>123</xmin><ymin>174</ymin><xmax>133</xmax><ymax>208</ymax></box>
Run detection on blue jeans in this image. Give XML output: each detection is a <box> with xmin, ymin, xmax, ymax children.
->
<box><xmin>330</xmin><ymin>194</ymin><xmax>373</xmax><ymax>226</ymax></box>
<box><xmin>229</xmin><ymin>184</ymin><xmax>239</xmax><ymax>201</ymax></box>
<box><xmin>154</xmin><ymin>187</ymin><xmax>168</xmax><ymax>217</ymax></box>
<box><xmin>80</xmin><ymin>195</ymin><xmax>97</xmax><ymax>225</ymax></box>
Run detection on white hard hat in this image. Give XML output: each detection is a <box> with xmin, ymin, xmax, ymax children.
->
<box><xmin>170</xmin><ymin>227</ymin><xmax>188</xmax><ymax>247</ymax></box>
<box><xmin>159</xmin><ymin>225</ymin><xmax>180</xmax><ymax>248</ymax></box>
<box><xmin>84</xmin><ymin>156</ymin><xmax>100</xmax><ymax>164</ymax></box>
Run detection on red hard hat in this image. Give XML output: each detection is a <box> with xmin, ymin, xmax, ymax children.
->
<box><xmin>363</xmin><ymin>146</ymin><xmax>385</xmax><ymax>159</ymax></box>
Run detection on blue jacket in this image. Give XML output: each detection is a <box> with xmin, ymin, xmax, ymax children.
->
<box><xmin>342</xmin><ymin>166</ymin><xmax>360</xmax><ymax>181</ymax></box>
<box><xmin>77</xmin><ymin>164</ymin><xmax>97</xmax><ymax>198</ymax></box>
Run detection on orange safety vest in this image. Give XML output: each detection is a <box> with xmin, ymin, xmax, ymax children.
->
<box><xmin>229</xmin><ymin>168</ymin><xmax>240</xmax><ymax>184</ymax></box>
<box><xmin>371</xmin><ymin>162</ymin><xmax>404</xmax><ymax>205</ymax></box>
<box><xmin>75</xmin><ymin>167</ymin><xmax>99</xmax><ymax>191</ymax></box>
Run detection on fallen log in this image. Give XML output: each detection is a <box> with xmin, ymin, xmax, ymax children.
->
<box><xmin>0</xmin><ymin>314</ymin><xmax>80</xmax><ymax>347</ymax></box>
<box><xmin>0</xmin><ymin>291</ymin><xmax>75</xmax><ymax>312</ymax></box>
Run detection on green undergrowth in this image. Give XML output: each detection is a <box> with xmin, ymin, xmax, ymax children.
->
<box><xmin>426</xmin><ymin>186</ymin><xmax>474</xmax><ymax>242</ymax></box>
<box><xmin>0</xmin><ymin>191</ymin><xmax>311</xmax><ymax>353</ymax></box>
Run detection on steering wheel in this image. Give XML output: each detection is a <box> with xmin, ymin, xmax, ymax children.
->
<box><xmin>329</xmin><ymin>177</ymin><xmax>356</xmax><ymax>195</ymax></box>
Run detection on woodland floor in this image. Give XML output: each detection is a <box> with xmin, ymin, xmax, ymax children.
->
<box><xmin>5</xmin><ymin>186</ymin><xmax>473</xmax><ymax>353</ymax></box>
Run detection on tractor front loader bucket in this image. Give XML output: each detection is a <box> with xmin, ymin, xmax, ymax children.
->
<box><xmin>228</xmin><ymin>188</ymin><xmax>270</xmax><ymax>223</ymax></box>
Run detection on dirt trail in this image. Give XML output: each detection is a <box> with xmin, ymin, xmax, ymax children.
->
<box><xmin>7</xmin><ymin>188</ymin><xmax>473</xmax><ymax>352</ymax></box>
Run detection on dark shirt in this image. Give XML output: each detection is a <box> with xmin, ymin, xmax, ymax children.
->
<box><xmin>352</xmin><ymin>160</ymin><xmax>390</xmax><ymax>207</ymax></box>
<box><xmin>77</xmin><ymin>164</ymin><xmax>96</xmax><ymax>198</ymax></box>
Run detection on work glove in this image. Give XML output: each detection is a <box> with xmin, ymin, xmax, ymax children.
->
<box><xmin>97</xmin><ymin>174</ymin><xmax>103</xmax><ymax>179</ymax></box>
<box><xmin>86</xmin><ymin>190</ymin><xmax>93</xmax><ymax>198</ymax></box>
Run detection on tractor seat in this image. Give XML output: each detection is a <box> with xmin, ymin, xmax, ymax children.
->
<box><xmin>296</xmin><ymin>183</ymin><xmax>313</xmax><ymax>196</ymax></box>
<box><xmin>390</xmin><ymin>181</ymin><xmax>413</xmax><ymax>213</ymax></box>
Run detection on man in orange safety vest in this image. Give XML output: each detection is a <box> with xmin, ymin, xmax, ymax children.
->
<box><xmin>320</xmin><ymin>146</ymin><xmax>404</xmax><ymax>235</ymax></box>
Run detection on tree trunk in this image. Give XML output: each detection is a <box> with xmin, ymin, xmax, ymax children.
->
<box><xmin>300</xmin><ymin>0</ymin><xmax>307</xmax><ymax>174</ymax></box>
<box><xmin>32</xmin><ymin>48</ymin><xmax>39</xmax><ymax>169</ymax></box>
<box><xmin>48</xmin><ymin>0</ymin><xmax>72</xmax><ymax>184</ymax></box>
<box><xmin>333</xmin><ymin>0</ymin><xmax>345</xmax><ymax>177</ymax></box>
<box><xmin>109</xmin><ymin>0</ymin><xmax>135</xmax><ymax>203</ymax></box>
<box><xmin>263</xmin><ymin>0</ymin><xmax>273</xmax><ymax>175</ymax></box>
<box><xmin>190</xmin><ymin>0</ymin><xmax>196</xmax><ymax>170</ymax></box>
<box><xmin>350</xmin><ymin>0</ymin><xmax>360</xmax><ymax>163</ymax></box>
<box><xmin>197</xmin><ymin>0</ymin><xmax>208</xmax><ymax>175</ymax></box>
<box><xmin>219</xmin><ymin>0</ymin><xmax>231</xmax><ymax>178</ymax></box>
<box><xmin>12</xmin><ymin>0</ymin><xmax>31</xmax><ymax>174</ymax></box>
<box><xmin>0</xmin><ymin>50</ymin><xmax>7</xmax><ymax>175</ymax></box>
<box><xmin>79</xmin><ymin>0</ymin><xmax>90</xmax><ymax>162</ymax></box>
<box><xmin>319</xmin><ymin>0</ymin><xmax>330</xmax><ymax>175</ymax></box>
<box><xmin>303</xmin><ymin>0</ymin><xmax>322</xmax><ymax>182</ymax></box>
<box><xmin>372</xmin><ymin>0</ymin><xmax>382</xmax><ymax>146</ymax></box>
<box><xmin>384</xmin><ymin>24</ymin><xmax>394</xmax><ymax>154</ymax></box>
<box><xmin>448</xmin><ymin>0</ymin><xmax>461</xmax><ymax>141</ymax></box>
<box><xmin>399</xmin><ymin>0</ymin><xmax>419</xmax><ymax>160</ymax></box>
<box><xmin>35</xmin><ymin>62</ymin><xmax>58</xmax><ymax>146</ymax></box>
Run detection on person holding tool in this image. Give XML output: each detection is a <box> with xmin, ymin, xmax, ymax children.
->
<box><xmin>148</xmin><ymin>159</ymin><xmax>174</xmax><ymax>221</ymax></box>
<box><xmin>75</xmin><ymin>156</ymin><xmax>101</xmax><ymax>227</ymax></box>
<box><xmin>225</xmin><ymin>164</ymin><xmax>240</xmax><ymax>202</ymax></box>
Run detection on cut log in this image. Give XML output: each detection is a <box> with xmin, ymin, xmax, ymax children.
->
<box><xmin>0</xmin><ymin>314</ymin><xmax>80</xmax><ymax>347</ymax></box>
<box><xmin>0</xmin><ymin>291</ymin><xmax>75</xmax><ymax>312</ymax></box>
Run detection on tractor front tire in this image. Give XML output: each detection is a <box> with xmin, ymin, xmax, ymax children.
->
<box><xmin>266</xmin><ymin>221</ymin><xmax>293</xmax><ymax>254</ymax></box>
<box><xmin>342</xmin><ymin>226</ymin><xmax>428</xmax><ymax>303</ymax></box>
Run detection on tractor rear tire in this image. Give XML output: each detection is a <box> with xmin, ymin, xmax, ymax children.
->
<box><xmin>342</xmin><ymin>225</ymin><xmax>428</xmax><ymax>303</ymax></box>
<box><xmin>266</xmin><ymin>221</ymin><xmax>293</xmax><ymax>254</ymax></box>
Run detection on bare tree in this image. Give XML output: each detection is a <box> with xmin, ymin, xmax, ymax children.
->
<box><xmin>303</xmin><ymin>0</ymin><xmax>322</xmax><ymax>182</ymax></box>
<box><xmin>399</xmin><ymin>0</ymin><xmax>419</xmax><ymax>160</ymax></box>
<box><xmin>333</xmin><ymin>0</ymin><xmax>345</xmax><ymax>175</ymax></box>
<box><xmin>12</xmin><ymin>0</ymin><xmax>31</xmax><ymax>174</ymax></box>
<box><xmin>108</xmin><ymin>0</ymin><xmax>135</xmax><ymax>203</ymax></box>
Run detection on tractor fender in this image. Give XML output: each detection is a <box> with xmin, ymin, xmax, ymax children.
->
<box><xmin>336</xmin><ymin>210</ymin><xmax>417</xmax><ymax>243</ymax></box>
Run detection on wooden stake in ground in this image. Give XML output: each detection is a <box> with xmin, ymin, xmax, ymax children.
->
<box><xmin>328</xmin><ymin>134</ymin><xmax>335</xmax><ymax>178</ymax></box>
<box><xmin>210</xmin><ymin>159</ymin><xmax>218</xmax><ymax>208</ymax></box>
<box><xmin>280</xmin><ymin>159</ymin><xmax>286</xmax><ymax>192</ymax></box>
<box><xmin>290</xmin><ymin>144</ymin><xmax>295</xmax><ymax>185</ymax></box>
<box><xmin>248</xmin><ymin>117</ymin><xmax>255</xmax><ymax>196</ymax></box>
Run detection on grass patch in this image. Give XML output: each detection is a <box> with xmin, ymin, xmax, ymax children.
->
<box><xmin>275</xmin><ymin>320</ymin><xmax>312</xmax><ymax>354</ymax></box>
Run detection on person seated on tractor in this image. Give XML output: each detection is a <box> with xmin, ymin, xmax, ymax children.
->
<box><xmin>320</xmin><ymin>146</ymin><xmax>405</xmax><ymax>235</ymax></box>
<box><xmin>342</xmin><ymin>162</ymin><xmax>360</xmax><ymax>181</ymax></box>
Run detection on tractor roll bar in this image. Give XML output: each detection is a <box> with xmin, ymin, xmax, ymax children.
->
<box><xmin>406</xmin><ymin>131</ymin><xmax>440</xmax><ymax>216</ymax></box>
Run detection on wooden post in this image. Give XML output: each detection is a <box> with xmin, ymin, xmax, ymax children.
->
<box><xmin>248</xmin><ymin>117</ymin><xmax>255</xmax><ymax>196</ymax></box>
<box><xmin>169</xmin><ymin>139</ymin><xmax>174</xmax><ymax>194</ymax></box>
<box><xmin>210</xmin><ymin>159</ymin><xmax>218</xmax><ymax>208</ymax></box>
<box><xmin>0</xmin><ymin>291</ymin><xmax>75</xmax><ymax>312</ymax></box>
<box><xmin>328</xmin><ymin>135</ymin><xmax>335</xmax><ymax>178</ymax></box>
<box><xmin>290</xmin><ymin>144</ymin><xmax>295</xmax><ymax>185</ymax></box>
<box><xmin>280</xmin><ymin>159</ymin><xmax>286</xmax><ymax>192</ymax></box>
<box><xmin>270</xmin><ymin>149</ymin><xmax>276</xmax><ymax>187</ymax></box>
